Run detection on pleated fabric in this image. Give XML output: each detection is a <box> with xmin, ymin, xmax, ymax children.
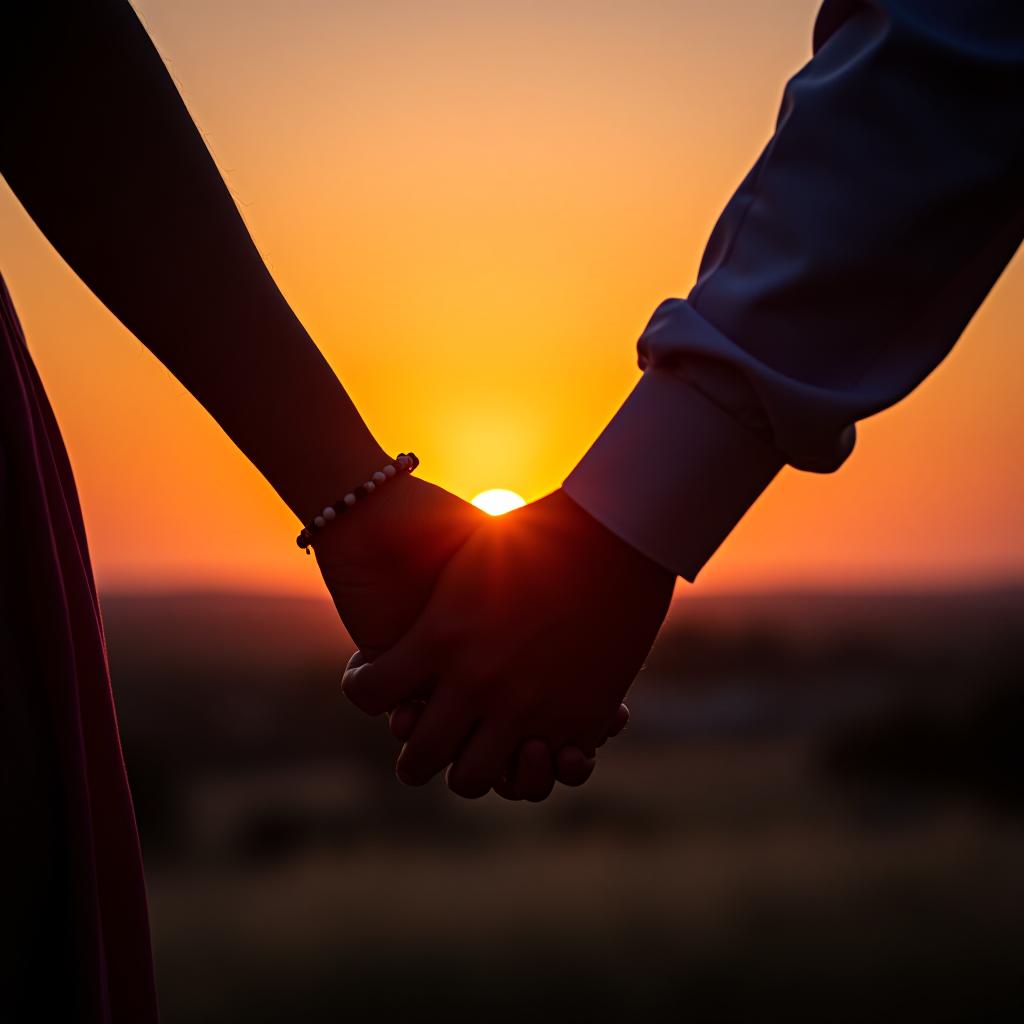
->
<box><xmin>0</xmin><ymin>274</ymin><xmax>158</xmax><ymax>1023</ymax></box>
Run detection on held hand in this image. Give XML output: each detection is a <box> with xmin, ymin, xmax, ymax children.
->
<box><xmin>386</xmin><ymin>697</ymin><xmax>631</xmax><ymax>800</ymax></box>
<box><xmin>314</xmin><ymin>476</ymin><xmax>629</xmax><ymax>795</ymax></box>
<box><xmin>312</xmin><ymin>475</ymin><xmax>481</xmax><ymax>660</ymax></box>
<box><xmin>340</xmin><ymin>489</ymin><xmax>675</xmax><ymax>799</ymax></box>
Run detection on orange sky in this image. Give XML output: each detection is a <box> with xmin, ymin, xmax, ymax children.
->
<box><xmin>1</xmin><ymin>0</ymin><xmax>1021</xmax><ymax>596</ymax></box>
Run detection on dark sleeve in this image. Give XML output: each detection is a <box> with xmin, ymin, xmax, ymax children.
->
<box><xmin>564</xmin><ymin>0</ymin><xmax>1024</xmax><ymax>579</ymax></box>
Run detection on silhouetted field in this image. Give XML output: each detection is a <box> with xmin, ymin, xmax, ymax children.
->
<box><xmin>103</xmin><ymin>587</ymin><xmax>1024</xmax><ymax>1023</ymax></box>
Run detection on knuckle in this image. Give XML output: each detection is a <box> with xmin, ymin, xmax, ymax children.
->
<box><xmin>342</xmin><ymin>681</ymin><xmax>384</xmax><ymax>717</ymax></box>
<box><xmin>556</xmin><ymin>751</ymin><xmax>595</xmax><ymax>788</ymax></box>
<box><xmin>396</xmin><ymin>759</ymin><xmax>436</xmax><ymax>786</ymax></box>
<box><xmin>523</xmin><ymin>777</ymin><xmax>556</xmax><ymax>803</ymax></box>
<box><xmin>446</xmin><ymin>768</ymin><xmax>491</xmax><ymax>800</ymax></box>
<box><xmin>550</xmin><ymin>713</ymin><xmax>606</xmax><ymax>754</ymax></box>
<box><xmin>398</xmin><ymin>744</ymin><xmax>446</xmax><ymax>784</ymax></box>
<box><xmin>344</xmin><ymin>650</ymin><xmax>367</xmax><ymax>673</ymax></box>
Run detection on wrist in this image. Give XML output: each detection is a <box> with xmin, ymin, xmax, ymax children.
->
<box><xmin>562</xmin><ymin>368</ymin><xmax>783</xmax><ymax>581</ymax></box>
<box><xmin>283</xmin><ymin>431</ymin><xmax>390</xmax><ymax>526</ymax></box>
<box><xmin>553</xmin><ymin>487</ymin><xmax>676</xmax><ymax>591</ymax></box>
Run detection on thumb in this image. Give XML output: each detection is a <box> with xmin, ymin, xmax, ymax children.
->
<box><xmin>341</xmin><ymin>624</ymin><xmax>435</xmax><ymax>717</ymax></box>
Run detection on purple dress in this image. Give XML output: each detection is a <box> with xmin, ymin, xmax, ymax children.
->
<box><xmin>0</xmin><ymin>275</ymin><xmax>158</xmax><ymax>1022</ymax></box>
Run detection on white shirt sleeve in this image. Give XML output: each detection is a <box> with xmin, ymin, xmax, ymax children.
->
<box><xmin>563</xmin><ymin>0</ymin><xmax>1024</xmax><ymax>581</ymax></box>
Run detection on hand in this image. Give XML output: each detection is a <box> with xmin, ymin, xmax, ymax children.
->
<box><xmin>385</xmin><ymin>697</ymin><xmax>631</xmax><ymax>801</ymax></box>
<box><xmin>312</xmin><ymin>474</ymin><xmax>480</xmax><ymax>660</ymax></box>
<box><xmin>314</xmin><ymin>476</ymin><xmax>629</xmax><ymax>793</ymax></box>
<box><xmin>341</xmin><ymin>489</ymin><xmax>675</xmax><ymax>799</ymax></box>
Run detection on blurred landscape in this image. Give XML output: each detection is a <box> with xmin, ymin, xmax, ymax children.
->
<box><xmin>104</xmin><ymin>586</ymin><xmax>1024</xmax><ymax>1023</ymax></box>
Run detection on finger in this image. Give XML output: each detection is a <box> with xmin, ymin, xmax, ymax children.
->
<box><xmin>389</xmin><ymin>701</ymin><xmax>424</xmax><ymax>741</ymax></box>
<box><xmin>597</xmin><ymin>703</ymin><xmax>630</xmax><ymax>747</ymax></box>
<box><xmin>513</xmin><ymin>739</ymin><xmax>556</xmax><ymax>803</ymax></box>
<box><xmin>492</xmin><ymin>770</ymin><xmax>522</xmax><ymax>801</ymax></box>
<box><xmin>345</xmin><ymin>649</ymin><xmax>369</xmax><ymax>672</ymax></box>
<box><xmin>609</xmin><ymin>703</ymin><xmax>630</xmax><ymax>737</ymax></box>
<box><xmin>341</xmin><ymin>627</ymin><xmax>433</xmax><ymax>717</ymax></box>
<box><xmin>446</xmin><ymin>719</ymin><xmax>522</xmax><ymax>800</ymax></box>
<box><xmin>555</xmin><ymin>746</ymin><xmax>596</xmax><ymax>787</ymax></box>
<box><xmin>395</xmin><ymin>685</ymin><xmax>477</xmax><ymax>787</ymax></box>
<box><xmin>347</xmin><ymin>653</ymin><xmax>425</xmax><ymax>735</ymax></box>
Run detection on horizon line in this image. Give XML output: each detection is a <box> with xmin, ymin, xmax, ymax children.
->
<box><xmin>97</xmin><ymin>578</ymin><xmax>1024</xmax><ymax>603</ymax></box>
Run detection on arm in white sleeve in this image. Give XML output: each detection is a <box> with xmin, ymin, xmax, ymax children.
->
<box><xmin>564</xmin><ymin>0</ymin><xmax>1024</xmax><ymax>581</ymax></box>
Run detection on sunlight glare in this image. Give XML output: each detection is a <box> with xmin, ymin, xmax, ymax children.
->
<box><xmin>471</xmin><ymin>489</ymin><xmax>526</xmax><ymax>516</ymax></box>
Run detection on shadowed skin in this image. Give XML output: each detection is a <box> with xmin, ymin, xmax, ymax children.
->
<box><xmin>314</xmin><ymin>475</ymin><xmax>630</xmax><ymax>795</ymax></box>
<box><xmin>343</xmin><ymin>490</ymin><xmax>674</xmax><ymax>799</ymax></box>
<box><xmin>1</xmin><ymin>1</ymin><xmax>625</xmax><ymax>800</ymax></box>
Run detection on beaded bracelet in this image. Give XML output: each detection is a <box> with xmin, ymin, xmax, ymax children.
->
<box><xmin>295</xmin><ymin>452</ymin><xmax>419</xmax><ymax>553</ymax></box>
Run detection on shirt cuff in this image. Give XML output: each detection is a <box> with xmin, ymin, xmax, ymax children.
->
<box><xmin>562</xmin><ymin>368</ymin><xmax>784</xmax><ymax>582</ymax></box>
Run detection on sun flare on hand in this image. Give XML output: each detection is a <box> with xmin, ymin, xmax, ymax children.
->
<box><xmin>471</xmin><ymin>489</ymin><xmax>526</xmax><ymax>516</ymax></box>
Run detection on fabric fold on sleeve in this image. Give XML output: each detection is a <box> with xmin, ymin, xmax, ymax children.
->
<box><xmin>565</xmin><ymin>0</ymin><xmax>1024</xmax><ymax>580</ymax></box>
<box><xmin>562</xmin><ymin>366</ymin><xmax>783</xmax><ymax>582</ymax></box>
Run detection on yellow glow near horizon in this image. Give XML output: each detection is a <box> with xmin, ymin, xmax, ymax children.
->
<box><xmin>472</xmin><ymin>489</ymin><xmax>527</xmax><ymax>516</ymax></box>
<box><xmin>0</xmin><ymin>0</ymin><xmax>1020</xmax><ymax>596</ymax></box>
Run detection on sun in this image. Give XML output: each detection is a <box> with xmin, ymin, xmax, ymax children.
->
<box><xmin>471</xmin><ymin>488</ymin><xmax>526</xmax><ymax>516</ymax></box>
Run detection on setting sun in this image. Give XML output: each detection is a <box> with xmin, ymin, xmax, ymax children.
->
<box><xmin>471</xmin><ymin>489</ymin><xmax>526</xmax><ymax>516</ymax></box>
<box><xmin>2</xmin><ymin>0</ymin><xmax>1020</xmax><ymax>596</ymax></box>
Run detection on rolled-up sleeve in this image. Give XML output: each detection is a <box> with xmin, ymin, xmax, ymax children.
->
<box><xmin>563</xmin><ymin>0</ymin><xmax>1024</xmax><ymax>581</ymax></box>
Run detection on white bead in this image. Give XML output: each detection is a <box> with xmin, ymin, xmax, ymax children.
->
<box><xmin>364</xmin><ymin>481</ymin><xmax>376</xmax><ymax>493</ymax></box>
<box><xmin>372</xmin><ymin>471</ymin><xmax>386</xmax><ymax>483</ymax></box>
<box><xmin>397</xmin><ymin>456</ymin><xmax>411</xmax><ymax>469</ymax></box>
<box><xmin>383</xmin><ymin>464</ymin><xmax>397</xmax><ymax>478</ymax></box>
<box><xmin>322</xmin><ymin>506</ymin><xmax>336</xmax><ymax>520</ymax></box>
<box><xmin>343</xmin><ymin>493</ymin><xmax>356</xmax><ymax>507</ymax></box>
<box><xmin>314</xmin><ymin>516</ymin><xmax>326</xmax><ymax>528</ymax></box>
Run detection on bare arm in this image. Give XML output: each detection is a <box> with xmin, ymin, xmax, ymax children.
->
<box><xmin>0</xmin><ymin>0</ymin><xmax>629</xmax><ymax>799</ymax></box>
<box><xmin>0</xmin><ymin>0</ymin><xmax>383</xmax><ymax>522</ymax></box>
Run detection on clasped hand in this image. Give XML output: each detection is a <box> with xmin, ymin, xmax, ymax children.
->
<box><xmin>317</xmin><ymin>479</ymin><xmax>673</xmax><ymax>801</ymax></box>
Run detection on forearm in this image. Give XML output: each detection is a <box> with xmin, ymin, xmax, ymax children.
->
<box><xmin>674</xmin><ymin>0</ymin><xmax>1024</xmax><ymax>467</ymax></box>
<box><xmin>566</xmin><ymin>0</ymin><xmax>1024</xmax><ymax>579</ymax></box>
<box><xmin>0</xmin><ymin>1</ymin><xmax>382</xmax><ymax>522</ymax></box>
